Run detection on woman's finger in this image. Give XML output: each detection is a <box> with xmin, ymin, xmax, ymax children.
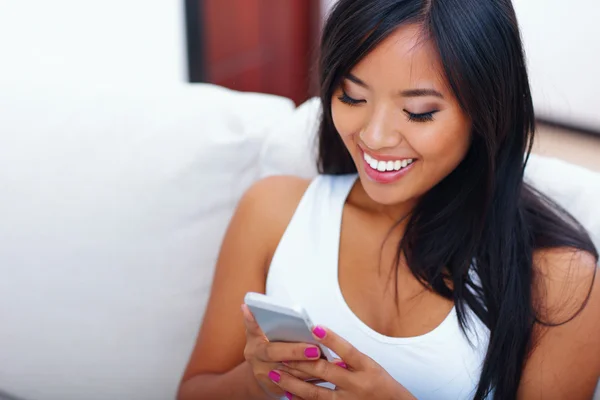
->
<box><xmin>256</xmin><ymin>341</ymin><xmax>322</xmax><ymax>362</ymax></box>
<box><xmin>312</xmin><ymin>325</ymin><xmax>366</xmax><ymax>370</ymax></box>
<box><xmin>268</xmin><ymin>369</ymin><xmax>333</xmax><ymax>400</ymax></box>
<box><xmin>241</xmin><ymin>304</ymin><xmax>265</xmax><ymax>338</ymax></box>
<box><xmin>284</xmin><ymin>359</ymin><xmax>349</xmax><ymax>386</ymax></box>
<box><xmin>278</xmin><ymin>364</ymin><xmax>326</xmax><ymax>384</ymax></box>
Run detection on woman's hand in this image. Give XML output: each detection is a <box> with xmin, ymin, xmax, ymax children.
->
<box><xmin>241</xmin><ymin>305</ymin><xmax>328</xmax><ymax>399</ymax></box>
<box><xmin>267</xmin><ymin>325</ymin><xmax>417</xmax><ymax>400</ymax></box>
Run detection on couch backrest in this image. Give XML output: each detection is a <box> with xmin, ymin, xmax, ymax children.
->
<box><xmin>0</xmin><ymin>83</ymin><xmax>294</xmax><ymax>400</ymax></box>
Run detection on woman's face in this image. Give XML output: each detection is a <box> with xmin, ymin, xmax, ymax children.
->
<box><xmin>332</xmin><ymin>24</ymin><xmax>472</xmax><ymax>207</ymax></box>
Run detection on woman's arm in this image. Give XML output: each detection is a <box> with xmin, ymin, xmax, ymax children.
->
<box><xmin>177</xmin><ymin>176</ymin><xmax>310</xmax><ymax>400</ymax></box>
<box><xmin>518</xmin><ymin>249</ymin><xmax>600</xmax><ymax>399</ymax></box>
<box><xmin>178</xmin><ymin>361</ymin><xmax>267</xmax><ymax>400</ymax></box>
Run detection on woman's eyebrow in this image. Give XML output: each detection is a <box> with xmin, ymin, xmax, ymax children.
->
<box><xmin>345</xmin><ymin>74</ymin><xmax>444</xmax><ymax>99</ymax></box>
<box><xmin>345</xmin><ymin>73</ymin><xmax>369</xmax><ymax>88</ymax></box>
<box><xmin>401</xmin><ymin>88</ymin><xmax>444</xmax><ymax>98</ymax></box>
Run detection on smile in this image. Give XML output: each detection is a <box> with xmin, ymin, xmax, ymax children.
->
<box><xmin>360</xmin><ymin>149</ymin><xmax>417</xmax><ymax>184</ymax></box>
<box><xmin>363</xmin><ymin>152</ymin><xmax>415</xmax><ymax>172</ymax></box>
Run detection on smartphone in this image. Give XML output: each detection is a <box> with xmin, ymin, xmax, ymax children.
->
<box><xmin>244</xmin><ymin>292</ymin><xmax>335</xmax><ymax>362</ymax></box>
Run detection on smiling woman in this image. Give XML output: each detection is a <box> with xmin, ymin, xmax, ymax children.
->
<box><xmin>330</xmin><ymin>25</ymin><xmax>471</xmax><ymax>205</ymax></box>
<box><xmin>178</xmin><ymin>1</ymin><xmax>600</xmax><ymax>399</ymax></box>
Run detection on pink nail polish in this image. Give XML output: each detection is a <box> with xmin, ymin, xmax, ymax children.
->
<box><xmin>335</xmin><ymin>361</ymin><xmax>348</xmax><ymax>369</ymax></box>
<box><xmin>313</xmin><ymin>325</ymin><xmax>326</xmax><ymax>339</ymax></box>
<box><xmin>304</xmin><ymin>347</ymin><xmax>319</xmax><ymax>358</ymax></box>
<box><xmin>285</xmin><ymin>392</ymin><xmax>293</xmax><ymax>400</ymax></box>
<box><xmin>268</xmin><ymin>370</ymin><xmax>281</xmax><ymax>383</ymax></box>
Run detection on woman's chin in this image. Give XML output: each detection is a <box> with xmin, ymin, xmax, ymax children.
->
<box><xmin>358</xmin><ymin>176</ymin><xmax>416</xmax><ymax>208</ymax></box>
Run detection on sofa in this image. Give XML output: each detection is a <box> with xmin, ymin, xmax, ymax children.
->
<box><xmin>1</xmin><ymin>81</ymin><xmax>599</xmax><ymax>400</ymax></box>
<box><xmin>1</xmin><ymin>2</ymin><xmax>598</xmax><ymax>400</ymax></box>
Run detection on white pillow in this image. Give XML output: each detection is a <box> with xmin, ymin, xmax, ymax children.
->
<box><xmin>259</xmin><ymin>98</ymin><xmax>600</xmax><ymax>247</ymax></box>
<box><xmin>259</xmin><ymin>97</ymin><xmax>321</xmax><ymax>179</ymax></box>
<box><xmin>525</xmin><ymin>154</ymin><xmax>600</xmax><ymax>248</ymax></box>
<box><xmin>0</xmin><ymin>83</ymin><xmax>294</xmax><ymax>400</ymax></box>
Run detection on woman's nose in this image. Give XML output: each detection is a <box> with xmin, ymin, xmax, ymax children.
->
<box><xmin>359</xmin><ymin>107</ymin><xmax>403</xmax><ymax>150</ymax></box>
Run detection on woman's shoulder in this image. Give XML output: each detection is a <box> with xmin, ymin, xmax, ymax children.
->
<box><xmin>238</xmin><ymin>175</ymin><xmax>312</xmax><ymax>254</ymax></box>
<box><xmin>532</xmin><ymin>247</ymin><xmax>598</xmax><ymax>323</ymax></box>
<box><xmin>520</xmin><ymin>248</ymin><xmax>599</xmax><ymax>396</ymax></box>
<box><xmin>241</xmin><ymin>175</ymin><xmax>312</xmax><ymax>216</ymax></box>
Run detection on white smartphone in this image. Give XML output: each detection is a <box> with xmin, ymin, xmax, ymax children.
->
<box><xmin>244</xmin><ymin>292</ymin><xmax>335</xmax><ymax>362</ymax></box>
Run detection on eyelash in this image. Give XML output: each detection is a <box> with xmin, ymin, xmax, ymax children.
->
<box><xmin>405</xmin><ymin>110</ymin><xmax>437</xmax><ymax>123</ymax></box>
<box><xmin>337</xmin><ymin>91</ymin><xmax>363</xmax><ymax>106</ymax></box>
<box><xmin>337</xmin><ymin>90</ymin><xmax>438</xmax><ymax>123</ymax></box>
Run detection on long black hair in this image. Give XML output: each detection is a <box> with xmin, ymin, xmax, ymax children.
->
<box><xmin>317</xmin><ymin>0</ymin><xmax>598</xmax><ymax>398</ymax></box>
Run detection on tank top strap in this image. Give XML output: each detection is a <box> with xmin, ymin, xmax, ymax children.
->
<box><xmin>266</xmin><ymin>174</ymin><xmax>357</xmax><ymax>293</ymax></box>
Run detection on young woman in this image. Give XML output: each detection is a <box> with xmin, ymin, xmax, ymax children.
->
<box><xmin>178</xmin><ymin>0</ymin><xmax>600</xmax><ymax>399</ymax></box>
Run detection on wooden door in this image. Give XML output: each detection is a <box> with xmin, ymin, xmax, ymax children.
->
<box><xmin>186</xmin><ymin>0</ymin><xmax>321</xmax><ymax>105</ymax></box>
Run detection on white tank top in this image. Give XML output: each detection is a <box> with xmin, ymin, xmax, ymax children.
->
<box><xmin>266</xmin><ymin>174</ymin><xmax>491</xmax><ymax>400</ymax></box>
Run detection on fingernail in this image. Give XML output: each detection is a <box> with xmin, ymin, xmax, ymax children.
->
<box><xmin>285</xmin><ymin>392</ymin><xmax>293</xmax><ymax>400</ymax></box>
<box><xmin>313</xmin><ymin>325</ymin><xmax>326</xmax><ymax>339</ymax></box>
<box><xmin>335</xmin><ymin>361</ymin><xmax>348</xmax><ymax>369</ymax></box>
<box><xmin>282</xmin><ymin>361</ymin><xmax>290</xmax><ymax>366</ymax></box>
<box><xmin>268</xmin><ymin>370</ymin><xmax>281</xmax><ymax>383</ymax></box>
<box><xmin>304</xmin><ymin>347</ymin><xmax>319</xmax><ymax>359</ymax></box>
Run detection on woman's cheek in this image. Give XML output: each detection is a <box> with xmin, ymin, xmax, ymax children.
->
<box><xmin>433</xmin><ymin>125</ymin><xmax>471</xmax><ymax>169</ymax></box>
<box><xmin>413</xmin><ymin>115</ymin><xmax>470</xmax><ymax>164</ymax></box>
<box><xmin>332</xmin><ymin>106</ymin><xmax>364</xmax><ymax>141</ymax></box>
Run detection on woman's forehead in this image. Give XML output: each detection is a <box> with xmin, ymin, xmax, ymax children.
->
<box><xmin>350</xmin><ymin>24</ymin><xmax>448</xmax><ymax>92</ymax></box>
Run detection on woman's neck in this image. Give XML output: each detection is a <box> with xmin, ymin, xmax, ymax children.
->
<box><xmin>348</xmin><ymin>179</ymin><xmax>418</xmax><ymax>224</ymax></box>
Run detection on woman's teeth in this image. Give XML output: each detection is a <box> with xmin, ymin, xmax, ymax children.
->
<box><xmin>363</xmin><ymin>153</ymin><xmax>414</xmax><ymax>172</ymax></box>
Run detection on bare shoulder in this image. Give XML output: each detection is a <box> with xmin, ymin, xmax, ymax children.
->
<box><xmin>532</xmin><ymin>247</ymin><xmax>598</xmax><ymax>323</ymax></box>
<box><xmin>534</xmin><ymin>246</ymin><xmax>598</xmax><ymax>273</ymax></box>
<box><xmin>519</xmin><ymin>247</ymin><xmax>599</xmax><ymax>399</ymax></box>
<box><xmin>242</xmin><ymin>175</ymin><xmax>311</xmax><ymax>209</ymax></box>
<box><xmin>239</xmin><ymin>175</ymin><xmax>311</xmax><ymax>255</ymax></box>
<box><xmin>238</xmin><ymin>176</ymin><xmax>310</xmax><ymax>244</ymax></box>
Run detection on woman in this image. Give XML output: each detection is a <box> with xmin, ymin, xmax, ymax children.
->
<box><xmin>178</xmin><ymin>0</ymin><xmax>600</xmax><ymax>398</ymax></box>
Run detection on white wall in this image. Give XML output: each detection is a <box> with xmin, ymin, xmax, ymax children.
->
<box><xmin>0</xmin><ymin>1</ymin><xmax>188</xmax><ymax>93</ymax></box>
<box><xmin>514</xmin><ymin>0</ymin><xmax>600</xmax><ymax>131</ymax></box>
<box><xmin>320</xmin><ymin>0</ymin><xmax>600</xmax><ymax>131</ymax></box>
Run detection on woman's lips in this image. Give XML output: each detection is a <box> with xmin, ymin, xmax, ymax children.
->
<box><xmin>360</xmin><ymin>148</ymin><xmax>417</xmax><ymax>184</ymax></box>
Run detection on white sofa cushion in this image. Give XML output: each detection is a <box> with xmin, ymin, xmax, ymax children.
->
<box><xmin>524</xmin><ymin>154</ymin><xmax>600</xmax><ymax>247</ymax></box>
<box><xmin>259</xmin><ymin>97</ymin><xmax>321</xmax><ymax>180</ymax></box>
<box><xmin>0</xmin><ymin>84</ymin><xmax>294</xmax><ymax>400</ymax></box>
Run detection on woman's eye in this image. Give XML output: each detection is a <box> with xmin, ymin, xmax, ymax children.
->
<box><xmin>404</xmin><ymin>110</ymin><xmax>438</xmax><ymax>123</ymax></box>
<box><xmin>338</xmin><ymin>91</ymin><xmax>364</xmax><ymax>106</ymax></box>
